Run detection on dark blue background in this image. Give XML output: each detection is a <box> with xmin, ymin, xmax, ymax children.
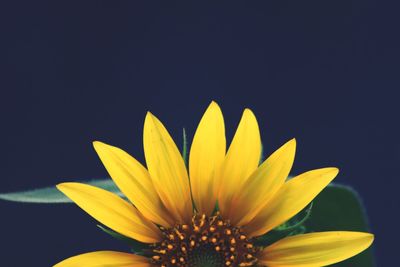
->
<box><xmin>1</xmin><ymin>1</ymin><xmax>398</xmax><ymax>266</ymax></box>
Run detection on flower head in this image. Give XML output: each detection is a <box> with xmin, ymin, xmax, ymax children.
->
<box><xmin>55</xmin><ymin>101</ymin><xmax>373</xmax><ymax>267</ymax></box>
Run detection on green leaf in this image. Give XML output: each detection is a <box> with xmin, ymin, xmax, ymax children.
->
<box><xmin>97</xmin><ymin>225</ymin><xmax>149</xmax><ymax>254</ymax></box>
<box><xmin>0</xmin><ymin>179</ymin><xmax>124</xmax><ymax>203</ymax></box>
<box><xmin>304</xmin><ymin>184</ymin><xmax>375</xmax><ymax>267</ymax></box>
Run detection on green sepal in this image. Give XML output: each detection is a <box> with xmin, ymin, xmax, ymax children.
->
<box><xmin>259</xmin><ymin>142</ymin><xmax>265</xmax><ymax>164</ymax></box>
<box><xmin>274</xmin><ymin>202</ymin><xmax>313</xmax><ymax>232</ymax></box>
<box><xmin>0</xmin><ymin>179</ymin><xmax>124</xmax><ymax>203</ymax></box>
<box><xmin>254</xmin><ymin>203</ymin><xmax>312</xmax><ymax>247</ymax></box>
<box><xmin>97</xmin><ymin>225</ymin><xmax>150</xmax><ymax>254</ymax></box>
<box><xmin>181</xmin><ymin>128</ymin><xmax>188</xmax><ymax>167</ymax></box>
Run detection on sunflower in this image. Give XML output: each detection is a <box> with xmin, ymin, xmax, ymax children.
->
<box><xmin>55</xmin><ymin>101</ymin><xmax>373</xmax><ymax>267</ymax></box>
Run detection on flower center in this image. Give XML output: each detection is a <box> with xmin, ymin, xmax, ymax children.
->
<box><xmin>151</xmin><ymin>213</ymin><xmax>258</xmax><ymax>267</ymax></box>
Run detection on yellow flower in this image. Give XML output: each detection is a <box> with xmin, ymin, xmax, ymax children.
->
<box><xmin>54</xmin><ymin>101</ymin><xmax>373</xmax><ymax>267</ymax></box>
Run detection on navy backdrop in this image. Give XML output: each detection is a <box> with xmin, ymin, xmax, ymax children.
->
<box><xmin>1</xmin><ymin>1</ymin><xmax>398</xmax><ymax>266</ymax></box>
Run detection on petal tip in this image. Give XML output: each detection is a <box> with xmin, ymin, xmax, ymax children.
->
<box><xmin>243</xmin><ymin>108</ymin><xmax>255</xmax><ymax>117</ymax></box>
<box><xmin>275</xmin><ymin>138</ymin><xmax>296</xmax><ymax>157</ymax></box>
<box><xmin>92</xmin><ymin>140</ymin><xmax>107</xmax><ymax>150</ymax></box>
<box><xmin>318</xmin><ymin>167</ymin><xmax>340</xmax><ymax>177</ymax></box>
<box><xmin>56</xmin><ymin>182</ymin><xmax>71</xmax><ymax>193</ymax></box>
<box><xmin>92</xmin><ymin>141</ymin><xmax>119</xmax><ymax>155</ymax></box>
<box><xmin>144</xmin><ymin>112</ymin><xmax>158</xmax><ymax>127</ymax></box>
<box><xmin>55</xmin><ymin>183</ymin><xmax>63</xmax><ymax>191</ymax></box>
<box><xmin>328</xmin><ymin>167</ymin><xmax>340</xmax><ymax>176</ymax></box>
<box><xmin>368</xmin><ymin>235</ymin><xmax>375</xmax><ymax>247</ymax></box>
<box><xmin>241</xmin><ymin>109</ymin><xmax>259</xmax><ymax>132</ymax></box>
<box><xmin>363</xmin><ymin>232</ymin><xmax>375</xmax><ymax>245</ymax></box>
<box><xmin>56</xmin><ymin>182</ymin><xmax>86</xmax><ymax>194</ymax></box>
<box><xmin>145</xmin><ymin>111</ymin><xmax>154</xmax><ymax>118</ymax></box>
<box><xmin>210</xmin><ymin>100</ymin><xmax>218</xmax><ymax>106</ymax></box>
<box><xmin>287</xmin><ymin>138</ymin><xmax>297</xmax><ymax>149</ymax></box>
<box><xmin>208</xmin><ymin>101</ymin><xmax>222</xmax><ymax>111</ymax></box>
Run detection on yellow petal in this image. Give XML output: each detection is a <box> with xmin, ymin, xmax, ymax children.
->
<box><xmin>229</xmin><ymin>139</ymin><xmax>296</xmax><ymax>226</ymax></box>
<box><xmin>189</xmin><ymin>101</ymin><xmax>226</xmax><ymax>215</ymax></box>
<box><xmin>217</xmin><ymin>108</ymin><xmax>261</xmax><ymax>220</ymax></box>
<box><xmin>93</xmin><ymin>141</ymin><xmax>174</xmax><ymax>227</ymax></box>
<box><xmin>259</xmin><ymin>231</ymin><xmax>374</xmax><ymax>267</ymax></box>
<box><xmin>54</xmin><ymin>251</ymin><xmax>151</xmax><ymax>267</ymax></box>
<box><xmin>244</xmin><ymin>168</ymin><xmax>339</xmax><ymax>237</ymax></box>
<box><xmin>57</xmin><ymin>182</ymin><xmax>162</xmax><ymax>243</ymax></box>
<box><xmin>143</xmin><ymin>112</ymin><xmax>193</xmax><ymax>223</ymax></box>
